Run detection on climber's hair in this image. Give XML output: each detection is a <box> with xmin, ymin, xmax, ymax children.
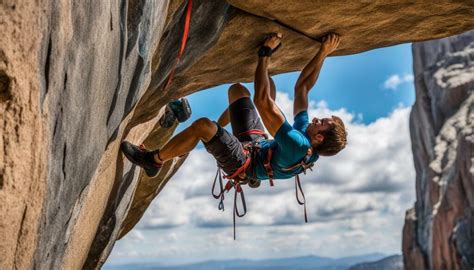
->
<box><xmin>313</xmin><ymin>115</ymin><xmax>347</xmax><ymax>156</ymax></box>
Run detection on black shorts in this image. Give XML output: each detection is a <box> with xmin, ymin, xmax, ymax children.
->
<box><xmin>203</xmin><ymin>97</ymin><xmax>265</xmax><ymax>175</ymax></box>
<box><xmin>229</xmin><ymin>97</ymin><xmax>266</xmax><ymax>142</ymax></box>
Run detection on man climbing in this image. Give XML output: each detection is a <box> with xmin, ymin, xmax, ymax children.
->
<box><xmin>121</xmin><ymin>33</ymin><xmax>346</xmax><ymax>187</ymax></box>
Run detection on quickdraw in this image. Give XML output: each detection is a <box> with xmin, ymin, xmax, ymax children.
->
<box><xmin>211</xmin><ymin>168</ymin><xmax>226</xmax><ymax>211</ymax></box>
<box><xmin>211</xmin><ymin>166</ymin><xmax>248</xmax><ymax>240</ymax></box>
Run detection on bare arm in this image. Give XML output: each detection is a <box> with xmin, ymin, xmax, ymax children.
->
<box><xmin>252</xmin><ymin>33</ymin><xmax>285</xmax><ymax>136</ymax></box>
<box><xmin>254</xmin><ymin>56</ymin><xmax>285</xmax><ymax>136</ymax></box>
<box><xmin>269</xmin><ymin>75</ymin><xmax>276</xmax><ymax>100</ymax></box>
<box><xmin>294</xmin><ymin>34</ymin><xmax>341</xmax><ymax>115</ymax></box>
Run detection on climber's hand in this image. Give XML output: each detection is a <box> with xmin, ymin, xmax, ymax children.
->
<box><xmin>263</xmin><ymin>32</ymin><xmax>282</xmax><ymax>50</ymax></box>
<box><xmin>320</xmin><ymin>33</ymin><xmax>340</xmax><ymax>56</ymax></box>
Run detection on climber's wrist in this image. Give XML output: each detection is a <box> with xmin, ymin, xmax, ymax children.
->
<box><xmin>258</xmin><ymin>46</ymin><xmax>273</xmax><ymax>58</ymax></box>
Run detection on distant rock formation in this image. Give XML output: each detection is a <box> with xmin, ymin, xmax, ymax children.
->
<box><xmin>403</xmin><ymin>31</ymin><xmax>474</xmax><ymax>270</ymax></box>
<box><xmin>1</xmin><ymin>1</ymin><xmax>474</xmax><ymax>269</ymax></box>
<box><xmin>349</xmin><ymin>255</ymin><xmax>403</xmax><ymax>270</ymax></box>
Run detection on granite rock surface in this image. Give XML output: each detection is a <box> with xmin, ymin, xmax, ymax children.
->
<box><xmin>403</xmin><ymin>30</ymin><xmax>474</xmax><ymax>270</ymax></box>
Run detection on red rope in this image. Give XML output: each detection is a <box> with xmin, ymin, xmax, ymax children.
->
<box><xmin>163</xmin><ymin>0</ymin><xmax>193</xmax><ymax>91</ymax></box>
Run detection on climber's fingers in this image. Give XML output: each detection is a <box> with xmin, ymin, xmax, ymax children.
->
<box><xmin>321</xmin><ymin>33</ymin><xmax>340</xmax><ymax>55</ymax></box>
<box><xmin>264</xmin><ymin>32</ymin><xmax>283</xmax><ymax>50</ymax></box>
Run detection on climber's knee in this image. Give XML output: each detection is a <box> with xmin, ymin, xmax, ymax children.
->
<box><xmin>191</xmin><ymin>117</ymin><xmax>218</xmax><ymax>142</ymax></box>
<box><xmin>228</xmin><ymin>83</ymin><xmax>251</xmax><ymax>104</ymax></box>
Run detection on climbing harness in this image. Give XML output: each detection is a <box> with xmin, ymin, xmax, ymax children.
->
<box><xmin>211</xmin><ymin>142</ymin><xmax>254</xmax><ymax>240</ymax></box>
<box><xmin>211</xmin><ymin>131</ymin><xmax>315</xmax><ymax>239</ymax></box>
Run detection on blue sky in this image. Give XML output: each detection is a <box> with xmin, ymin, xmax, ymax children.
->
<box><xmin>180</xmin><ymin>43</ymin><xmax>414</xmax><ymax>128</ymax></box>
<box><xmin>106</xmin><ymin>44</ymin><xmax>416</xmax><ymax>267</ymax></box>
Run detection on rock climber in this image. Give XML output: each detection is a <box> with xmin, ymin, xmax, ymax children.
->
<box><xmin>121</xmin><ymin>33</ymin><xmax>347</xmax><ymax>187</ymax></box>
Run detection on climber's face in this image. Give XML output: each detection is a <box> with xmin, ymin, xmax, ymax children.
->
<box><xmin>306</xmin><ymin>117</ymin><xmax>335</xmax><ymax>145</ymax></box>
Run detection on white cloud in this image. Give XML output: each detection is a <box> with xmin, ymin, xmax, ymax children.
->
<box><xmin>139</xmin><ymin>91</ymin><xmax>414</xmax><ymax>228</ymax></box>
<box><xmin>109</xmin><ymin>93</ymin><xmax>415</xmax><ymax>265</ymax></box>
<box><xmin>383</xmin><ymin>73</ymin><xmax>414</xmax><ymax>90</ymax></box>
<box><xmin>128</xmin><ymin>230</ymin><xmax>145</xmax><ymax>242</ymax></box>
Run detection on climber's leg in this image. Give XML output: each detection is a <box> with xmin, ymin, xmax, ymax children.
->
<box><xmin>217</xmin><ymin>83</ymin><xmax>251</xmax><ymax>127</ymax></box>
<box><xmin>217</xmin><ymin>81</ymin><xmax>275</xmax><ymax>128</ymax></box>
<box><xmin>226</xmin><ymin>83</ymin><xmax>266</xmax><ymax>142</ymax></box>
<box><xmin>158</xmin><ymin>117</ymin><xmax>217</xmax><ymax>162</ymax></box>
<box><xmin>216</xmin><ymin>108</ymin><xmax>230</xmax><ymax>127</ymax></box>
<box><xmin>121</xmin><ymin>118</ymin><xmax>217</xmax><ymax>177</ymax></box>
<box><xmin>159</xmin><ymin>109</ymin><xmax>246</xmax><ymax>176</ymax></box>
<box><xmin>228</xmin><ymin>83</ymin><xmax>252</xmax><ymax>103</ymax></box>
<box><xmin>202</xmin><ymin>122</ymin><xmax>247</xmax><ymax>176</ymax></box>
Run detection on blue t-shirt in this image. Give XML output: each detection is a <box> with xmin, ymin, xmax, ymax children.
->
<box><xmin>254</xmin><ymin>111</ymin><xmax>319</xmax><ymax>180</ymax></box>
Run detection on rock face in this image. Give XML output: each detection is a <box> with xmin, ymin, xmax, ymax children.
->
<box><xmin>403</xmin><ymin>31</ymin><xmax>474</xmax><ymax>270</ymax></box>
<box><xmin>349</xmin><ymin>255</ymin><xmax>403</xmax><ymax>270</ymax></box>
<box><xmin>1</xmin><ymin>1</ymin><xmax>474</xmax><ymax>269</ymax></box>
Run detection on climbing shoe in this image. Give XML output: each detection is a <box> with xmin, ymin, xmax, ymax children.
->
<box><xmin>159</xmin><ymin>106</ymin><xmax>176</xmax><ymax>128</ymax></box>
<box><xmin>171</xmin><ymin>98</ymin><xmax>192</xmax><ymax>122</ymax></box>
<box><xmin>159</xmin><ymin>98</ymin><xmax>192</xmax><ymax>128</ymax></box>
<box><xmin>120</xmin><ymin>141</ymin><xmax>162</xmax><ymax>177</ymax></box>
